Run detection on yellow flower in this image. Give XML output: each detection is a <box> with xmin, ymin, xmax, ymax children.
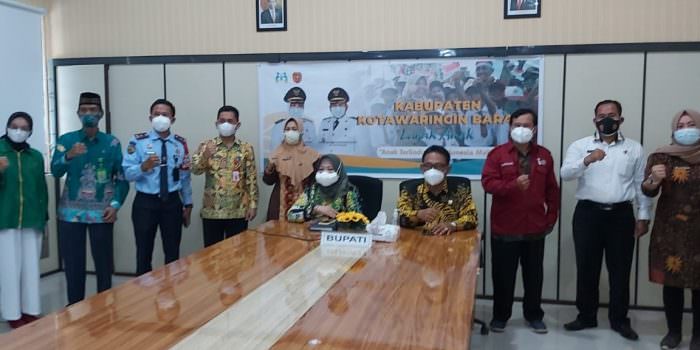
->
<box><xmin>665</xmin><ymin>256</ymin><xmax>683</xmax><ymax>274</ymax></box>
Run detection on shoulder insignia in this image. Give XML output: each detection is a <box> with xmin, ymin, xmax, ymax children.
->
<box><xmin>127</xmin><ymin>144</ymin><xmax>136</xmax><ymax>154</ymax></box>
<box><xmin>174</xmin><ymin>134</ymin><xmax>189</xmax><ymax>153</ymax></box>
<box><xmin>134</xmin><ymin>132</ymin><xmax>148</xmax><ymax>140</ymax></box>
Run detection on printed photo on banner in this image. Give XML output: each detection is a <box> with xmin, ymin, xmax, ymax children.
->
<box><xmin>256</xmin><ymin>0</ymin><xmax>286</xmax><ymax>31</ymax></box>
<box><xmin>258</xmin><ymin>57</ymin><xmax>543</xmax><ymax>178</ymax></box>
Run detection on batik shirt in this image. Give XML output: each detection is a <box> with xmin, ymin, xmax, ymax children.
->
<box><xmin>287</xmin><ymin>183</ymin><xmax>361</xmax><ymax>223</ymax></box>
<box><xmin>191</xmin><ymin>137</ymin><xmax>258</xmax><ymax>219</ymax></box>
<box><xmin>397</xmin><ymin>179</ymin><xmax>478</xmax><ymax>232</ymax></box>
<box><xmin>51</xmin><ymin>130</ymin><xmax>129</xmax><ymax>223</ymax></box>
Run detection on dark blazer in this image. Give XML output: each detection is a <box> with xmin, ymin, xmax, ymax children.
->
<box><xmin>260</xmin><ymin>7</ymin><xmax>283</xmax><ymax>24</ymax></box>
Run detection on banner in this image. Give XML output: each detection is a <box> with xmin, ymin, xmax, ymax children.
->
<box><xmin>258</xmin><ymin>57</ymin><xmax>543</xmax><ymax>178</ymax></box>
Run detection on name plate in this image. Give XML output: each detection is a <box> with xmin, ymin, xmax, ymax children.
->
<box><xmin>321</xmin><ymin>231</ymin><xmax>373</xmax><ymax>249</ymax></box>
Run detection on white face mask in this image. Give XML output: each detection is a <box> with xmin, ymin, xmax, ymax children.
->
<box><xmin>510</xmin><ymin>126</ymin><xmax>534</xmax><ymax>144</ymax></box>
<box><xmin>423</xmin><ymin>168</ymin><xmax>445</xmax><ymax>186</ymax></box>
<box><xmin>673</xmin><ymin>127</ymin><xmax>700</xmax><ymax>146</ymax></box>
<box><xmin>315</xmin><ymin>171</ymin><xmax>339</xmax><ymax>187</ymax></box>
<box><xmin>289</xmin><ymin>107</ymin><xmax>304</xmax><ymax>118</ymax></box>
<box><xmin>217</xmin><ymin>122</ymin><xmax>237</xmax><ymax>137</ymax></box>
<box><xmin>330</xmin><ymin>106</ymin><xmax>346</xmax><ymax>118</ymax></box>
<box><xmin>151</xmin><ymin>115</ymin><xmax>172</xmax><ymax>132</ymax></box>
<box><xmin>7</xmin><ymin>128</ymin><xmax>30</xmax><ymax>143</ymax></box>
<box><xmin>284</xmin><ymin>130</ymin><xmax>301</xmax><ymax>145</ymax></box>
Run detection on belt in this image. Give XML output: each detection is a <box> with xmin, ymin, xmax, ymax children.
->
<box><xmin>136</xmin><ymin>191</ymin><xmax>178</xmax><ymax>199</ymax></box>
<box><xmin>580</xmin><ymin>199</ymin><xmax>631</xmax><ymax>211</ymax></box>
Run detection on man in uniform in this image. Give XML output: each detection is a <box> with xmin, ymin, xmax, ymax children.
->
<box><xmin>318</xmin><ymin>87</ymin><xmax>359</xmax><ymax>155</ymax></box>
<box><xmin>122</xmin><ymin>98</ymin><xmax>193</xmax><ymax>275</ymax></box>
<box><xmin>270</xmin><ymin>87</ymin><xmax>317</xmax><ymax>150</ymax></box>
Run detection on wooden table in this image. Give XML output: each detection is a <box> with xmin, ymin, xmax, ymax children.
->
<box><xmin>0</xmin><ymin>222</ymin><xmax>480</xmax><ymax>350</ymax></box>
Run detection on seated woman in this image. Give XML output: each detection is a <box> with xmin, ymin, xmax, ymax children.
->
<box><xmin>287</xmin><ymin>154</ymin><xmax>361</xmax><ymax>223</ymax></box>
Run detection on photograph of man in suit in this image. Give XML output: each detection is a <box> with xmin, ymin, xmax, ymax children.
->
<box><xmin>510</xmin><ymin>0</ymin><xmax>537</xmax><ymax>11</ymax></box>
<box><xmin>261</xmin><ymin>0</ymin><xmax>283</xmax><ymax>24</ymax></box>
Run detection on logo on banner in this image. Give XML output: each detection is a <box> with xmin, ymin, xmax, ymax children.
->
<box><xmin>275</xmin><ymin>72</ymin><xmax>288</xmax><ymax>83</ymax></box>
<box><xmin>292</xmin><ymin>72</ymin><xmax>302</xmax><ymax>83</ymax></box>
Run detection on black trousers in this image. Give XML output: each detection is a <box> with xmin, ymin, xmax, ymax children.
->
<box><xmin>202</xmin><ymin>218</ymin><xmax>248</xmax><ymax>247</ymax></box>
<box><xmin>57</xmin><ymin>221</ymin><xmax>113</xmax><ymax>305</ymax></box>
<box><xmin>132</xmin><ymin>192</ymin><xmax>183</xmax><ymax>275</ymax></box>
<box><xmin>664</xmin><ymin>286</ymin><xmax>700</xmax><ymax>335</ymax></box>
<box><xmin>491</xmin><ymin>237</ymin><xmax>545</xmax><ymax>322</ymax></box>
<box><xmin>572</xmin><ymin>200</ymin><xmax>635</xmax><ymax>326</ymax></box>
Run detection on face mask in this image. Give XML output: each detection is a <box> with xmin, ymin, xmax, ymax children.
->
<box><xmin>217</xmin><ymin>122</ymin><xmax>237</xmax><ymax>137</ymax></box>
<box><xmin>284</xmin><ymin>130</ymin><xmax>301</xmax><ymax>145</ymax></box>
<box><xmin>596</xmin><ymin>117</ymin><xmax>620</xmax><ymax>136</ymax></box>
<box><xmin>673</xmin><ymin>127</ymin><xmax>700</xmax><ymax>146</ymax></box>
<box><xmin>151</xmin><ymin>115</ymin><xmax>172</xmax><ymax>132</ymax></box>
<box><xmin>315</xmin><ymin>171</ymin><xmax>339</xmax><ymax>187</ymax></box>
<box><xmin>7</xmin><ymin>128</ymin><xmax>30</xmax><ymax>143</ymax></box>
<box><xmin>80</xmin><ymin>114</ymin><xmax>100</xmax><ymax>128</ymax></box>
<box><xmin>510</xmin><ymin>126</ymin><xmax>534</xmax><ymax>144</ymax></box>
<box><xmin>330</xmin><ymin>106</ymin><xmax>346</xmax><ymax>118</ymax></box>
<box><xmin>423</xmin><ymin>168</ymin><xmax>445</xmax><ymax>186</ymax></box>
<box><xmin>289</xmin><ymin>107</ymin><xmax>304</xmax><ymax>118</ymax></box>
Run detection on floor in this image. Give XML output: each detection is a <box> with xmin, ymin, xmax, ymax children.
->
<box><xmin>0</xmin><ymin>273</ymin><xmax>691</xmax><ymax>349</ymax></box>
<box><xmin>470</xmin><ymin>299</ymin><xmax>693</xmax><ymax>350</ymax></box>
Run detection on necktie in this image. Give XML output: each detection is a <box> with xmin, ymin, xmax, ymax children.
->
<box><xmin>332</xmin><ymin>118</ymin><xmax>340</xmax><ymax>131</ymax></box>
<box><xmin>271</xmin><ymin>9</ymin><xmax>276</xmax><ymax>21</ymax></box>
<box><xmin>160</xmin><ymin>139</ymin><xmax>169</xmax><ymax>202</ymax></box>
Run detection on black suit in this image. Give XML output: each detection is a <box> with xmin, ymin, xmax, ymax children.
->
<box><xmin>510</xmin><ymin>0</ymin><xmax>536</xmax><ymax>10</ymax></box>
<box><xmin>260</xmin><ymin>7</ymin><xmax>283</xmax><ymax>24</ymax></box>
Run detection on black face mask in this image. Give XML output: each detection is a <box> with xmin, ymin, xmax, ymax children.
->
<box><xmin>596</xmin><ymin>117</ymin><xmax>620</xmax><ymax>136</ymax></box>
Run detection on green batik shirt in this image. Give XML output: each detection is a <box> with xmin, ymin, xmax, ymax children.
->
<box><xmin>191</xmin><ymin>137</ymin><xmax>258</xmax><ymax>219</ymax></box>
<box><xmin>51</xmin><ymin>130</ymin><xmax>129</xmax><ymax>223</ymax></box>
<box><xmin>287</xmin><ymin>183</ymin><xmax>361</xmax><ymax>223</ymax></box>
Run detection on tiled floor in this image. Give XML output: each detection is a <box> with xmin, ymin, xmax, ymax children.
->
<box><xmin>471</xmin><ymin>299</ymin><xmax>693</xmax><ymax>350</ymax></box>
<box><xmin>0</xmin><ymin>273</ymin><xmax>691</xmax><ymax>349</ymax></box>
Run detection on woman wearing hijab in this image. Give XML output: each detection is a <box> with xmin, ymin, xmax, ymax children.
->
<box><xmin>264</xmin><ymin>117</ymin><xmax>320</xmax><ymax>220</ymax></box>
<box><xmin>642</xmin><ymin>109</ymin><xmax>700</xmax><ymax>350</ymax></box>
<box><xmin>0</xmin><ymin>112</ymin><xmax>48</xmax><ymax>329</ymax></box>
<box><xmin>287</xmin><ymin>154</ymin><xmax>361</xmax><ymax>223</ymax></box>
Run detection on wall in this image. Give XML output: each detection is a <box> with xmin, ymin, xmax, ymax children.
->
<box><xmin>53</xmin><ymin>51</ymin><xmax>700</xmax><ymax>308</ymax></box>
<box><xmin>19</xmin><ymin>0</ymin><xmax>700</xmax><ymax>59</ymax></box>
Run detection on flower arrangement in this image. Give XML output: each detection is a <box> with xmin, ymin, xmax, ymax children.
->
<box><xmin>335</xmin><ymin>211</ymin><xmax>369</xmax><ymax>231</ymax></box>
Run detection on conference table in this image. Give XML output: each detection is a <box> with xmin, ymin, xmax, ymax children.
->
<box><xmin>0</xmin><ymin>221</ymin><xmax>481</xmax><ymax>349</ymax></box>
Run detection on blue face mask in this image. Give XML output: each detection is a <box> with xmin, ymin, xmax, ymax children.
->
<box><xmin>80</xmin><ymin>114</ymin><xmax>100</xmax><ymax>128</ymax></box>
<box><xmin>673</xmin><ymin>127</ymin><xmax>700</xmax><ymax>146</ymax></box>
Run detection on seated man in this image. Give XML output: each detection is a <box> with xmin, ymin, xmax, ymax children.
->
<box><xmin>397</xmin><ymin>145</ymin><xmax>478</xmax><ymax>235</ymax></box>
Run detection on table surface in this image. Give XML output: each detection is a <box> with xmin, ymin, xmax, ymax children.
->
<box><xmin>0</xmin><ymin>222</ymin><xmax>480</xmax><ymax>350</ymax></box>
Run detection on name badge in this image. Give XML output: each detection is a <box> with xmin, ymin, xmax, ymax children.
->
<box><xmin>500</xmin><ymin>161</ymin><xmax>514</xmax><ymax>167</ymax></box>
<box><xmin>232</xmin><ymin>171</ymin><xmax>240</xmax><ymax>182</ymax></box>
<box><xmin>321</xmin><ymin>232</ymin><xmax>373</xmax><ymax>250</ymax></box>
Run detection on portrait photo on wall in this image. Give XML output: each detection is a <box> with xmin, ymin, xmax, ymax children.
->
<box><xmin>504</xmin><ymin>0</ymin><xmax>541</xmax><ymax>19</ymax></box>
<box><xmin>257</xmin><ymin>0</ymin><xmax>287</xmax><ymax>32</ymax></box>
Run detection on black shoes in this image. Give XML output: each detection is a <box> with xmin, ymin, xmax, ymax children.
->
<box><xmin>611</xmin><ymin>323</ymin><xmax>639</xmax><ymax>341</ymax></box>
<box><xmin>564</xmin><ymin>319</ymin><xmax>597</xmax><ymax>331</ymax></box>
<box><xmin>660</xmin><ymin>332</ymin><xmax>682</xmax><ymax>349</ymax></box>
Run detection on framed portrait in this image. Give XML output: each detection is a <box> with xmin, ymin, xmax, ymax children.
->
<box><xmin>504</xmin><ymin>0</ymin><xmax>541</xmax><ymax>19</ymax></box>
<box><xmin>257</xmin><ymin>0</ymin><xmax>287</xmax><ymax>32</ymax></box>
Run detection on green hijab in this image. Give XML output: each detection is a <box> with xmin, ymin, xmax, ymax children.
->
<box><xmin>316</xmin><ymin>154</ymin><xmax>349</xmax><ymax>201</ymax></box>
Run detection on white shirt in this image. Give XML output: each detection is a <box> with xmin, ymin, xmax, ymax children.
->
<box><xmin>560</xmin><ymin>133</ymin><xmax>651</xmax><ymax>220</ymax></box>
